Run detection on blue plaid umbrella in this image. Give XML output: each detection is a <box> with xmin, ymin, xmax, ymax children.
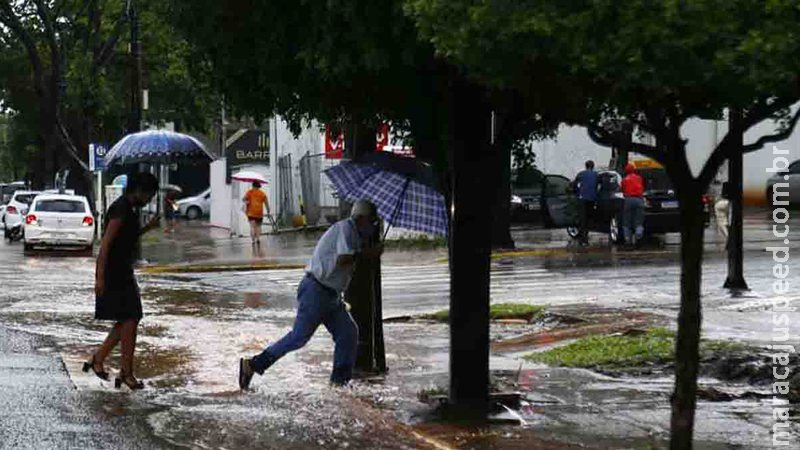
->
<box><xmin>106</xmin><ymin>130</ymin><xmax>214</xmax><ymax>166</ymax></box>
<box><xmin>324</xmin><ymin>156</ymin><xmax>448</xmax><ymax>236</ymax></box>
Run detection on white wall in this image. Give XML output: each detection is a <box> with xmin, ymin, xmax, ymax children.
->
<box><xmin>531</xmin><ymin>125</ymin><xmax>612</xmax><ymax>177</ymax></box>
<box><xmin>209</xmin><ymin>159</ymin><xmax>230</xmax><ymax>229</ymax></box>
<box><xmin>209</xmin><ymin>158</ymin><xmax>271</xmax><ymax>235</ymax></box>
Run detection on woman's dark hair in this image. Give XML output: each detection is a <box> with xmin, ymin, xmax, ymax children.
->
<box><xmin>252</xmin><ymin>181</ymin><xmax>262</xmax><ymax>189</ymax></box>
<box><xmin>126</xmin><ymin>172</ymin><xmax>159</xmax><ymax>195</ymax></box>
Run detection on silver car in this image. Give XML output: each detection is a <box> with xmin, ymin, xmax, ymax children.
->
<box><xmin>766</xmin><ymin>159</ymin><xmax>800</xmax><ymax>206</ymax></box>
<box><xmin>176</xmin><ymin>188</ymin><xmax>211</xmax><ymax>220</ymax></box>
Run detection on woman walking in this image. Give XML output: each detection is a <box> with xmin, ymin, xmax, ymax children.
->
<box><xmin>83</xmin><ymin>172</ymin><xmax>160</xmax><ymax>390</ymax></box>
<box><xmin>243</xmin><ymin>181</ymin><xmax>269</xmax><ymax>245</ymax></box>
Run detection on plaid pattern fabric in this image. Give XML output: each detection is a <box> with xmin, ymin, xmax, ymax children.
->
<box><xmin>324</xmin><ymin>162</ymin><xmax>448</xmax><ymax>236</ymax></box>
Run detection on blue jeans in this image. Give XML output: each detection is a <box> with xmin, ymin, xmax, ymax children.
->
<box><xmin>251</xmin><ymin>274</ymin><xmax>359</xmax><ymax>384</ymax></box>
<box><xmin>623</xmin><ymin>197</ymin><xmax>645</xmax><ymax>241</ymax></box>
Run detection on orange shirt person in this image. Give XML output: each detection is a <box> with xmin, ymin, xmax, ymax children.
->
<box><xmin>243</xmin><ymin>181</ymin><xmax>269</xmax><ymax>245</ymax></box>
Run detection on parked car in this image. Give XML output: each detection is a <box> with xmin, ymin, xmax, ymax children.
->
<box><xmin>23</xmin><ymin>194</ymin><xmax>95</xmax><ymax>252</ymax></box>
<box><xmin>176</xmin><ymin>188</ymin><xmax>211</xmax><ymax>220</ymax></box>
<box><xmin>1</xmin><ymin>181</ymin><xmax>27</xmax><ymax>205</ymax></box>
<box><xmin>511</xmin><ymin>168</ymin><xmax>545</xmax><ymax>222</ymax></box>
<box><xmin>510</xmin><ymin>169</ymin><xmax>575</xmax><ymax>227</ymax></box>
<box><xmin>766</xmin><ymin>159</ymin><xmax>800</xmax><ymax>206</ymax></box>
<box><xmin>1</xmin><ymin>190</ymin><xmax>41</xmax><ymax>239</ymax></box>
<box><xmin>547</xmin><ymin>159</ymin><xmax>711</xmax><ymax>244</ymax></box>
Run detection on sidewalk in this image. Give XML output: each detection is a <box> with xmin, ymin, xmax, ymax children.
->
<box><xmin>0</xmin><ymin>326</ymin><xmax>170</xmax><ymax>449</ymax></box>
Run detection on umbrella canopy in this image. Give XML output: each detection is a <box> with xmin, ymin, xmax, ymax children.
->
<box><xmin>231</xmin><ymin>170</ymin><xmax>268</xmax><ymax>184</ymax></box>
<box><xmin>106</xmin><ymin>130</ymin><xmax>214</xmax><ymax>166</ymax></box>
<box><xmin>324</xmin><ymin>157</ymin><xmax>448</xmax><ymax>236</ymax></box>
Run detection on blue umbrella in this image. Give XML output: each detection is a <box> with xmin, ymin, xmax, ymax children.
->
<box><xmin>324</xmin><ymin>154</ymin><xmax>448</xmax><ymax>236</ymax></box>
<box><xmin>105</xmin><ymin>130</ymin><xmax>214</xmax><ymax>166</ymax></box>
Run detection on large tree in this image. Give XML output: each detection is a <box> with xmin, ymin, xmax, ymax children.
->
<box><xmin>171</xmin><ymin>0</ymin><xmax>580</xmax><ymax>414</ymax></box>
<box><xmin>0</xmin><ymin>0</ymin><xmax>216</xmax><ymax>189</ymax></box>
<box><xmin>406</xmin><ymin>0</ymin><xmax>800</xmax><ymax>447</ymax></box>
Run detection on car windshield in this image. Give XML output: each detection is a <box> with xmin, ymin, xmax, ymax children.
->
<box><xmin>638</xmin><ymin>169</ymin><xmax>673</xmax><ymax>193</ymax></box>
<box><xmin>36</xmin><ymin>200</ymin><xmax>86</xmax><ymax>213</ymax></box>
<box><xmin>14</xmin><ymin>194</ymin><xmax>36</xmax><ymax>205</ymax></box>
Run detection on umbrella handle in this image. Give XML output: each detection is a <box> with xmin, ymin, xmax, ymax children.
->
<box><xmin>382</xmin><ymin>221</ymin><xmax>393</xmax><ymax>241</ymax></box>
<box><xmin>382</xmin><ymin>178</ymin><xmax>410</xmax><ymax>241</ymax></box>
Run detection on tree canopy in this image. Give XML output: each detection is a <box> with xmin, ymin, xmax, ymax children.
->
<box><xmin>406</xmin><ymin>0</ymin><xmax>800</xmax><ymax>184</ymax></box>
<box><xmin>0</xmin><ymin>0</ymin><xmax>217</xmax><ymax>185</ymax></box>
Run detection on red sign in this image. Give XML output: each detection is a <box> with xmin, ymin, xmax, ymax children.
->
<box><xmin>376</xmin><ymin>123</ymin><xmax>390</xmax><ymax>152</ymax></box>
<box><xmin>324</xmin><ymin>125</ymin><xmax>344</xmax><ymax>159</ymax></box>
<box><xmin>324</xmin><ymin>122</ymin><xmax>415</xmax><ymax>158</ymax></box>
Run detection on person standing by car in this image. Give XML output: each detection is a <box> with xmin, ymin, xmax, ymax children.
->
<box><xmin>572</xmin><ymin>160</ymin><xmax>599</xmax><ymax>245</ymax></box>
<box><xmin>85</xmin><ymin>172</ymin><xmax>160</xmax><ymax>390</ymax></box>
<box><xmin>621</xmin><ymin>163</ymin><xmax>646</xmax><ymax>248</ymax></box>
<box><xmin>243</xmin><ymin>181</ymin><xmax>269</xmax><ymax>245</ymax></box>
<box><xmin>238</xmin><ymin>200</ymin><xmax>382</xmax><ymax>389</ymax></box>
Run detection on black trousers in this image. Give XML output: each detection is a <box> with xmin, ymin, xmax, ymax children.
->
<box><xmin>578</xmin><ymin>200</ymin><xmax>596</xmax><ymax>240</ymax></box>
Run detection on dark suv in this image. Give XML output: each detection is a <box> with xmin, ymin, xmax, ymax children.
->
<box><xmin>511</xmin><ymin>169</ymin><xmax>576</xmax><ymax>227</ymax></box>
<box><xmin>546</xmin><ymin>167</ymin><xmax>710</xmax><ymax>244</ymax></box>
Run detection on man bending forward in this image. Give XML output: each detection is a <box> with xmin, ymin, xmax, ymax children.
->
<box><xmin>239</xmin><ymin>200</ymin><xmax>382</xmax><ymax>388</ymax></box>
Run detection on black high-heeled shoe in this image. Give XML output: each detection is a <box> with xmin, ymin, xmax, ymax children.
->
<box><xmin>114</xmin><ymin>373</ymin><xmax>144</xmax><ymax>390</ymax></box>
<box><xmin>82</xmin><ymin>355</ymin><xmax>109</xmax><ymax>381</ymax></box>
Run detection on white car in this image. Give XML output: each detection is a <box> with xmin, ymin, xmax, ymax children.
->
<box><xmin>23</xmin><ymin>194</ymin><xmax>95</xmax><ymax>251</ymax></box>
<box><xmin>1</xmin><ymin>190</ymin><xmax>41</xmax><ymax>239</ymax></box>
<box><xmin>176</xmin><ymin>188</ymin><xmax>211</xmax><ymax>220</ymax></box>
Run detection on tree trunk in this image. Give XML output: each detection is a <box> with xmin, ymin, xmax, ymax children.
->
<box><xmin>670</xmin><ymin>185</ymin><xmax>706</xmax><ymax>450</ymax></box>
<box><xmin>448</xmin><ymin>82</ymin><xmax>494</xmax><ymax>417</ymax></box>
<box><xmin>724</xmin><ymin>109</ymin><xmax>748</xmax><ymax>290</ymax></box>
<box><xmin>343</xmin><ymin>122</ymin><xmax>386</xmax><ymax>375</ymax></box>
<box><xmin>491</xmin><ymin>136</ymin><xmax>514</xmax><ymax>249</ymax></box>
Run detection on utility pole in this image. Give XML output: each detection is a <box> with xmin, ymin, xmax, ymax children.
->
<box><xmin>128</xmin><ymin>0</ymin><xmax>142</xmax><ymax>134</ymax></box>
<box><xmin>724</xmin><ymin>108</ymin><xmax>748</xmax><ymax>290</ymax></box>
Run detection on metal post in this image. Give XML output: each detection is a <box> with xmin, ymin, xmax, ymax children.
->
<box><xmin>128</xmin><ymin>0</ymin><xmax>142</xmax><ymax>133</ymax></box>
<box><xmin>724</xmin><ymin>108</ymin><xmax>748</xmax><ymax>290</ymax></box>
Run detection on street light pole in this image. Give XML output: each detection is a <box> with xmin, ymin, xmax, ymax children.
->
<box><xmin>128</xmin><ymin>0</ymin><xmax>142</xmax><ymax>134</ymax></box>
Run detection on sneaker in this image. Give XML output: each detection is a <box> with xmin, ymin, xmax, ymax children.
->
<box><xmin>239</xmin><ymin>358</ymin><xmax>255</xmax><ymax>390</ymax></box>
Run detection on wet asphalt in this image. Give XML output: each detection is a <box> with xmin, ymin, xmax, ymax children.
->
<box><xmin>0</xmin><ymin>209</ymin><xmax>798</xmax><ymax>448</ymax></box>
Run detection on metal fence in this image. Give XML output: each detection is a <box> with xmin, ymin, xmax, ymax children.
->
<box><xmin>299</xmin><ymin>152</ymin><xmax>322</xmax><ymax>226</ymax></box>
<box><xmin>278</xmin><ymin>154</ymin><xmax>294</xmax><ymax>224</ymax></box>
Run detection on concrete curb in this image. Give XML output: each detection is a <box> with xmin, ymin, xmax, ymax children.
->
<box><xmin>141</xmin><ymin>262</ymin><xmax>306</xmax><ymax>274</ymax></box>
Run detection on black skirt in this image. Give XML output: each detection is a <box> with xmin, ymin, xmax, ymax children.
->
<box><xmin>95</xmin><ymin>274</ymin><xmax>143</xmax><ymax>321</ymax></box>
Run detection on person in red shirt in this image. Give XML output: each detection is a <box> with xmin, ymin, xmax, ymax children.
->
<box><xmin>620</xmin><ymin>163</ymin><xmax>646</xmax><ymax>247</ymax></box>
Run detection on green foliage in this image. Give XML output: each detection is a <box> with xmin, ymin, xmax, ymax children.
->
<box><xmin>525</xmin><ymin>328</ymin><xmax>746</xmax><ymax>369</ymax></box>
<box><xmin>170</xmin><ymin>0</ymin><xmax>427</xmax><ymax>135</ymax></box>
<box><xmin>0</xmin><ymin>0</ymin><xmax>217</xmax><ymax>179</ymax></box>
<box><xmin>406</xmin><ymin>1</ymin><xmax>800</xmax><ymax>120</ymax></box>
<box><xmin>383</xmin><ymin>234</ymin><xmax>447</xmax><ymax>250</ymax></box>
<box><xmin>426</xmin><ymin>303</ymin><xmax>545</xmax><ymax>322</ymax></box>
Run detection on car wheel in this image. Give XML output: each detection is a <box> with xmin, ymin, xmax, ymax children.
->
<box><xmin>566</xmin><ymin>226</ymin><xmax>580</xmax><ymax>238</ymax></box>
<box><xmin>186</xmin><ymin>206</ymin><xmax>202</xmax><ymax>220</ymax></box>
<box><xmin>24</xmin><ymin>242</ymin><xmax>33</xmax><ymax>252</ymax></box>
<box><xmin>609</xmin><ymin>216</ymin><xmax>624</xmax><ymax>244</ymax></box>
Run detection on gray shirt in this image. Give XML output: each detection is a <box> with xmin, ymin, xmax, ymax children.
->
<box><xmin>306</xmin><ymin>218</ymin><xmax>362</xmax><ymax>294</ymax></box>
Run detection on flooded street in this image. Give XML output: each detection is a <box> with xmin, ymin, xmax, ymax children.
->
<box><xmin>0</xmin><ymin>210</ymin><xmax>798</xmax><ymax>448</ymax></box>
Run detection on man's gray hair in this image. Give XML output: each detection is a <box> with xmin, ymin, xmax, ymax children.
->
<box><xmin>351</xmin><ymin>200</ymin><xmax>377</xmax><ymax>218</ymax></box>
